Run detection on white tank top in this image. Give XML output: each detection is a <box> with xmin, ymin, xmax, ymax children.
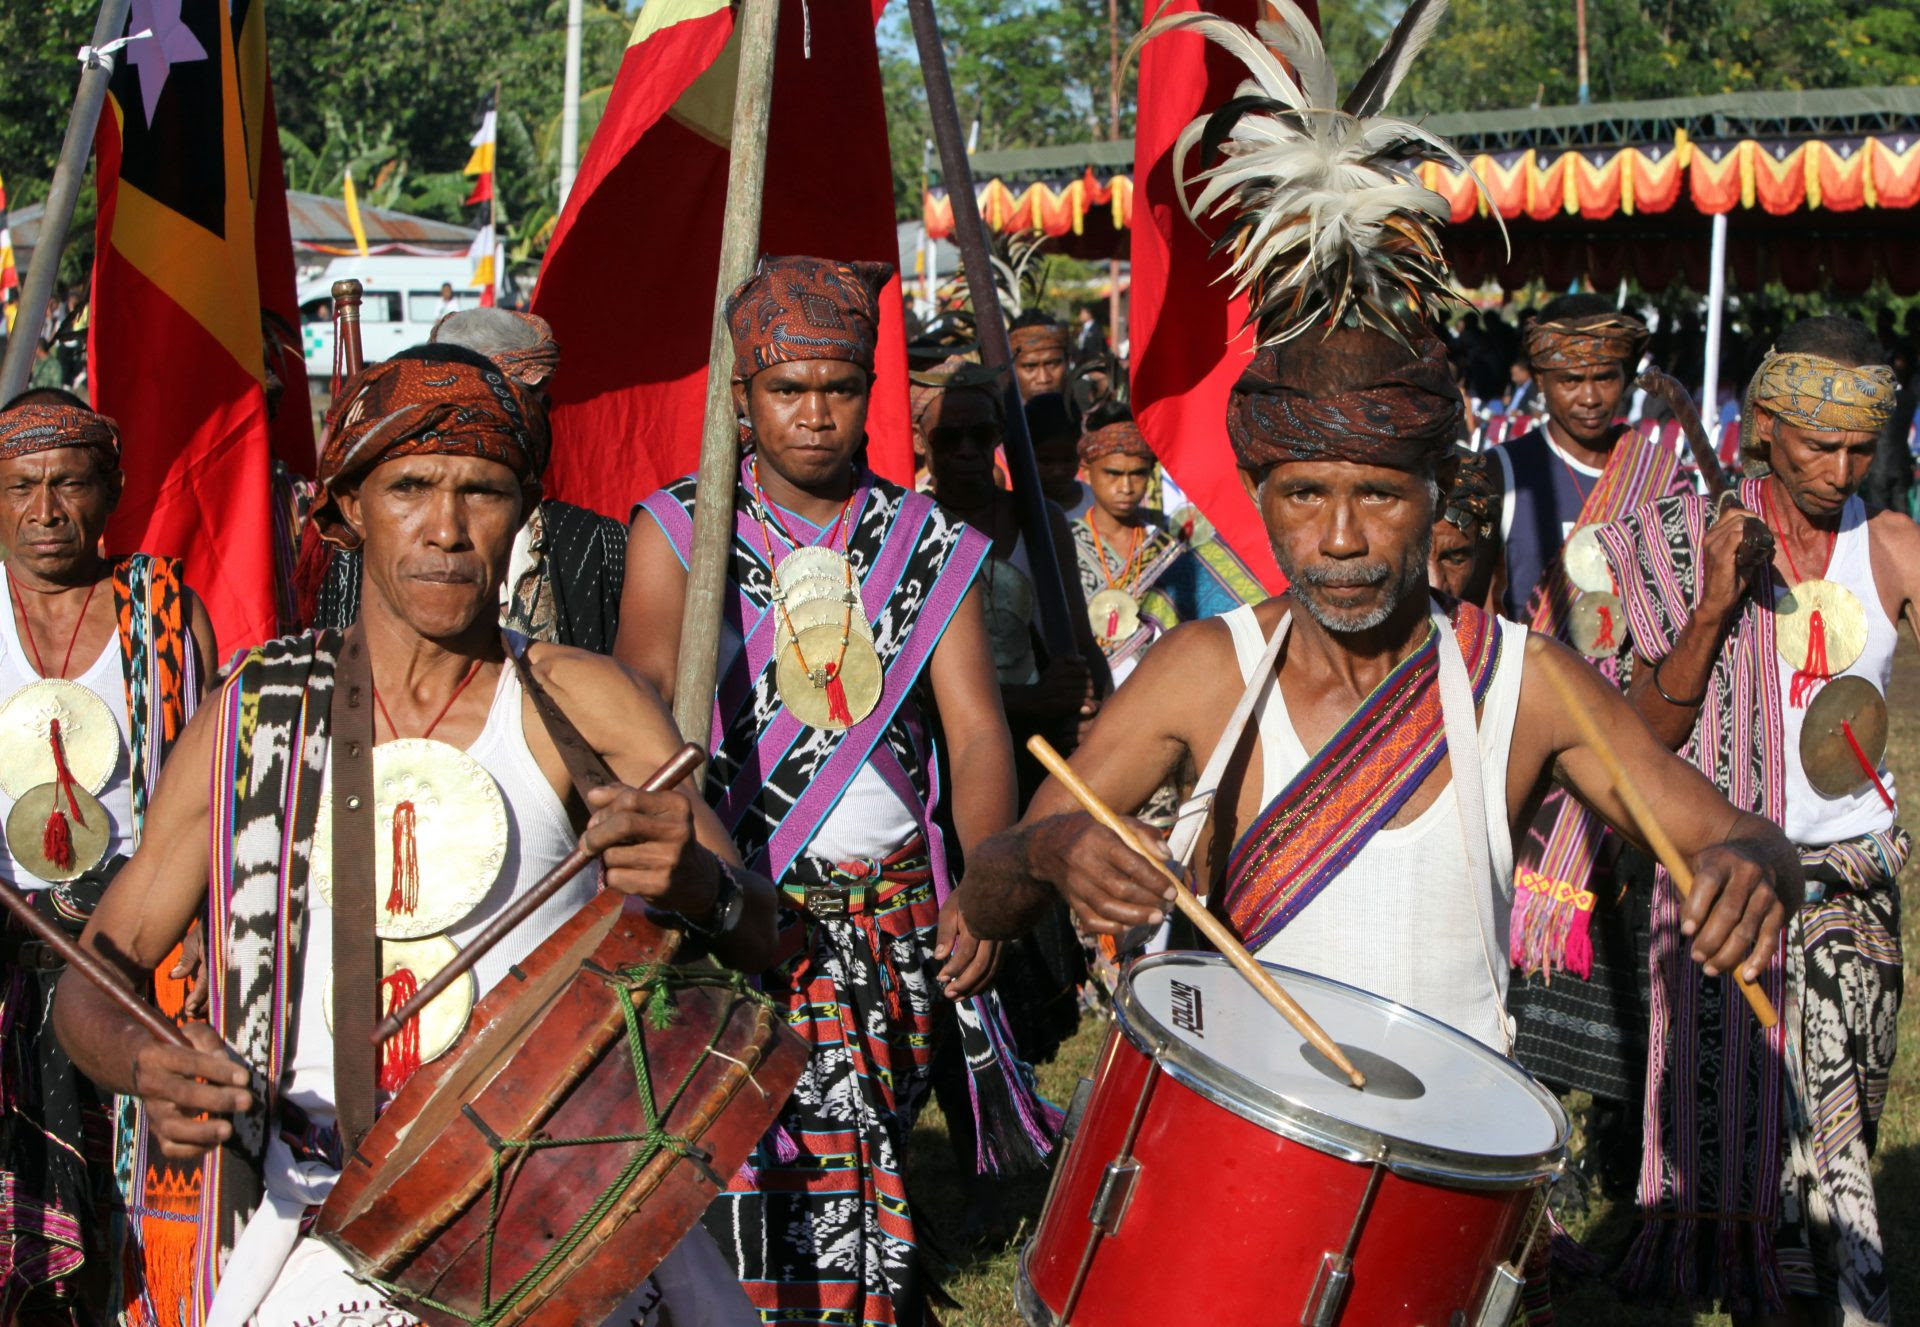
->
<box><xmin>284</xmin><ymin>645</ymin><xmax>588</xmax><ymax>1126</ymax></box>
<box><xmin>0</xmin><ymin>593</ymin><xmax>134</xmax><ymax>889</ymax></box>
<box><xmin>1776</xmin><ymin>496</ymin><xmax>1899</xmax><ymax>845</ymax></box>
<box><xmin>1220</xmin><ymin>606</ymin><xmax>1527</xmax><ymax>1048</ymax></box>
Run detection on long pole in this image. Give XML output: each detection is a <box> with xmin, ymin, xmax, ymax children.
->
<box><xmin>558</xmin><ymin>0</ymin><xmax>584</xmax><ymax>210</ymax></box>
<box><xmin>908</xmin><ymin>0</ymin><xmax>1076</xmax><ymax>658</ymax></box>
<box><xmin>671</xmin><ymin>0</ymin><xmax>782</xmax><ymax>747</ymax></box>
<box><xmin>1701</xmin><ymin>211</ymin><xmax>1728</xmax><ymax>430</ymax></box>
<box><xmin>0</xmin><ymin>877</ymin><xmax>190</xmax><ymax>1051</ymax></box>
<box><xmin>0</xmin><ymin>0</ymin><xmax>133</xmax><ymax>403</ymax></box>
<box><xmin>1575</xmin><ymin>0</ymin><xmax>1591</xmax><ymax>105</ymax></box>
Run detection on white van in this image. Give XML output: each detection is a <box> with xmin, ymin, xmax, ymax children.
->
<box><xmin>297</xmin><ymin>256</ymin><xmax>497</xmax><ymax>378</ymax></box>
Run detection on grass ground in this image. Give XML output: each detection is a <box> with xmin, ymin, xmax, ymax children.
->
<box><xmin>906</xmin><ymin>632</ymin><xmax>1920</xmax><ymax>1326</ymax></box>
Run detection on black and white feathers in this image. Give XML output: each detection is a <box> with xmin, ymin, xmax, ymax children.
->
<box><xmin>1131</xmin><ymin>0</ymin><xmax>1495</xmax><ymax>347</ymax></box>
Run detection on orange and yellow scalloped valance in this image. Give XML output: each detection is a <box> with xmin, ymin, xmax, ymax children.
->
<box><xmin>924</xmin><ymin>132</ymin><xmax>1920</xmax><ymax>239</ymax></box>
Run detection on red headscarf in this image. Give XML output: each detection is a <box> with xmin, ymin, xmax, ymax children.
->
<box><xmin>1227</xmin><ymin>329</ymin><xmax>1461</xmax><ymax>474</ymax></box>
<box><xmin>726</xmin><ymin>255</ymin><xmax>891</xmax><ymax>382</ymax></box>
<box><xmin>1009</xmin><ymin>322</ymin><xmax>1069</xmax><ymax>358</ymax></box>
<box><xmin>1078</xmin><ymin>419</ymin><xmax>1154</xmax><ymax>466</ymax></box>
<box><xmin>312</xmin><ymin>350</ymin><xmax>548</xmax><ymax>546</ymax></box>
<box><xmin>0</xmin><ymin>401</ymin><xmax>121</xmax><ymax>466</ymax></box>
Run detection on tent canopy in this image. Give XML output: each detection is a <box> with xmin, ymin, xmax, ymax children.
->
<box><xmin>924</xmin><ymin>87</ymin><xmax>1920</xmax><ymax>291</ymax></box>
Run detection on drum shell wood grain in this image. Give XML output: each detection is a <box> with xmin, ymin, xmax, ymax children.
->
<box><xmin>315</xmin><ymin>890</ymin><xmax>808</xmax><ymax>1327</ymax></box>
<box><xmin>1025</xmin><ymin>1021</ymin><xmax>1546</xmax><ymax>1325</ymax></box>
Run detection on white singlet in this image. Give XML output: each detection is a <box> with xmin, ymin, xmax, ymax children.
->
<box><xmin>0</xmin><ymin>593</ymin><xmax>133</xmax><ymax>889</ymax></box>
<box><xmin>1220</xmin><ymin>605</ymin><xmax>1527</xmax><ymax>1049</ymax></box>
<box><xmin>1776</xmin><ymin>495</ymin><xmax>1899</xmax><ymax>846</ymax></box>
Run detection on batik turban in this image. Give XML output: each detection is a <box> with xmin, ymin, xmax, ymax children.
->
<box><xmin>312</xmin><ymin>353</ymin><xmax>549</xmax><ymax>545</ymax></box>
<box><xmin>1524</xmin><ymin>311</ymin><xmax>1649</xmax><ymax>373</ymax></box>
<box><xmin>1078</xmin><ymin>419</ymin><xmax>1154</xmax><ymax>466</ymax></box>
<box><xmin>727</xmin><ymin>255</ymin><xmax>891</xmax><ymax>382</ymax></box>
<box><xmin>1747</xmin><ymin>349</ymin><xmax>1898</xmax><ymax>435</ymax></box>
<box><xmin>432</xmin><ymin>307</ymin><xmax>562</xmax><ymax>389</ymax></box>
<box><xmin>1440</xmin><ymin>448</ymin><xmax>1500</xmax><ymax>537</ymax></box>
<box><xmin>1009</xmin><ymin>322</ymin><xmax>1069</xmax><ymax>358</ymax></box>
<box><xmin>1227</xmin><ymin>332</ymin><xmax>1462</xmax><ymax>473</ymax></box>
<box><xmin>0</xmin><ymin>402</ymin><xmax>121</xmax><ymax>466</ymax></box>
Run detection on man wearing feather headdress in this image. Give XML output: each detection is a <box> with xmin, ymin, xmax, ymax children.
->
<box><xmin>955</xmin><ymin>2</ymin><xmax>1802</xmax><ymax>1313</ymax></box>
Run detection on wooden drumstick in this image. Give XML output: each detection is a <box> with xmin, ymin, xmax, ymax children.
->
<box><xmin>1539</xmin><ymin>656</ymin><xmax>1778</xmax><ymax>1028</ymax></box>
<box><xmin>0</xmin><ymin>877</ymin><xmax>191</xmax><ymax>1050</ymax></box>
<box><xmin>373</xmin><ymin>742</ymin><xmax>706</xmax><ymax>1046</ymax></box>
<box><xmin>1026</xmin><ymin>736</ymin><xmax>1368</xmax><ymax>1090</ymax></box>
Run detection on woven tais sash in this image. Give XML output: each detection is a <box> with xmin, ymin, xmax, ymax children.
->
<box><xmin>1219</xmin><ymin>603</ymin><xmax>1498</xmax><ymax>952</ymax></box>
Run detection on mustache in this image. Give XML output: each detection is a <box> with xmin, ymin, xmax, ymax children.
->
<box><xmin>1296</xmin><ymin>561</ymin><xmax>1391</xmax><ymax>589</ymax></box>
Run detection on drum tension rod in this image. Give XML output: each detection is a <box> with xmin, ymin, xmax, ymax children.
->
<box><xmin>1301</xmin><ymin>1158</ymin><xmax>1385</xmax><ymax>1327</ymax></box>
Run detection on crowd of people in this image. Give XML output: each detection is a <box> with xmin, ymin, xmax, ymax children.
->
<box><xmin>0</xmin><ymin>20</ymin><xmax>1914</xmax><ymax>1327</ymax></box>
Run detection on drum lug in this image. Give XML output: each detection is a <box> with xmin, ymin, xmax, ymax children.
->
<box><xmin>1299</xmin><ymin>1252</ymin><xmax>1352</xmax><ymax>1327</ymax></box>
<box><xmin>1469</xmin><ymin>1261</ymin><xmax>1525</xmax><ymax>1327</ymax></box>
<box><xmin>1060</xmin><ymin>1077</ymin><xmax>1095</xmax><ymax>1146</ymax></box>
<box><xmin>1088</xmin><ymin>1159</ymin><xmax>1141</xmax><ymax>1235</ymax></box>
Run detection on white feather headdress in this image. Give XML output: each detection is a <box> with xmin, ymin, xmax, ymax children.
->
<box><xmin>1130</xmin><ymin>0</ymin><xmax>1497</xmax><ymax>347</ymax></box>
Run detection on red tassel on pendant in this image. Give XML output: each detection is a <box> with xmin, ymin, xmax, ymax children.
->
<box><xmin>387</xmin><ymin>801</ymin><xmax>420</xmax><ymax>915</ymax></box>
<box><xmin>1105</xmin><ymin>609</ymin><xmax>1121</xmax><ymax>638</ymax></box>
<box><xmin>823</xmin><ymin>662</ymin><xmax>854</xmax><ymax>725</ymax></box>
<box><xmin>1790</xmin><ymin>608</ymin><xmax>1828</xmax><ymax>708</ymax></box>
<box><xmin>42</xmin><ymin>808</ymin><xmax>73</xmax><ymax>870</ymax></box>
<box><xmin>378</xmin><ymin>967</ymin><xmax>422</xmax><ymax>1093</ymax></box>
<box><xmin>42</xmin><ymin>718</ymin><xmax>85</xmax><ymax>872</ymax></box>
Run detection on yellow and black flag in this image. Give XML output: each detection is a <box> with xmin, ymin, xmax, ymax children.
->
<box><xmin>89</xmin><ymin>0</ymin><xmax>311</xmax><ymax>654</ymax></box>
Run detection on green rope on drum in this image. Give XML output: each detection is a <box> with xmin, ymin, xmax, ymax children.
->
<box><xmin>367</xmin><ymin>962</ymin><xmax>775</xmax><ymax>1327</ymax></box>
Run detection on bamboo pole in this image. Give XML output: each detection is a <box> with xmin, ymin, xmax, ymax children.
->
<box><xmin>0</xmin><ymin>0</ymin><xmax>134</xmax><ymax>402</ymax></box>
<box><xmin>1539</xmin><ymin>655</ymin><xmax>1778</xmax><ymax>1028</ymax></box>
<box><xmin>907</xmin><ymin>0</ymin><xmax>1076</xmax><ymax>660</ymax></box>
<box><xmin>671</xmin><ymin>0</ymin><xmax>782</xmax><ymax>749</ymax></box>
<box><xmin>1026</xmin><ymin>737</ymin><xmax>1368</xmax><ymax>1089</ymax></box>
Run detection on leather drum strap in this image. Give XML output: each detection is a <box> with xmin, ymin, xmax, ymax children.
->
<box><xmin>330</xmin><ymin>629</ymin><xmax>379</xmax><ymax>1157</ymax></box>
<box><xmin>508</xmin><ymin>639</ymin><xmax>616</xmax><ymax>809</ymax></box>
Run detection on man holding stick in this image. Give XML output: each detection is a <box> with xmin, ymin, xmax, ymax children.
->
<box><xmin>53</xmin><ymin>346</ymin><xmax>775</xmax><ymax>1327</ymax></box>
<box><xmin>620</xmin><ymin>255</ymin><xmax>1044</xmax><ymax>1326</ymax></box>
<box><xmin>1601</xmin><ymin>316</ymin><xmax>1918</xmax><ymax>1325</ymax></box>
<box><xmin>0</xmin><ymin>390</ymin><xmax>214</xmax><ymax>1326</ymax></box>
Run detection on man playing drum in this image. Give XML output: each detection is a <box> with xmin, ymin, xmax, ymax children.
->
<box><xmin>1602</xmin><ymin>315</ymin><xmax>1918</xmax><ymax>1326</ymax></box>
<box><xmin>0</xmin><ymin>391</ymin><xmax>214</xmax><ymax>1325</ymax></box>
<box><xmin>52</xmin><ymin>345</ymin><xmax>778</xmax><ymax>1327</ymax></box>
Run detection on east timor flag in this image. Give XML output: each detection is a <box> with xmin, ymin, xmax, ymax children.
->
<box><xmin>89</xmin><ymin>0</ymin><xmax>312</xmax><ymax>652</ymax></box>
<box><xmin>533</xmin><ymin>0</ymin><xmax>910</xmax><ymax>519</ymax></box>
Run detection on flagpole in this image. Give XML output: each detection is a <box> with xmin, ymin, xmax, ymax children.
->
<box><xmin>559</xmin><ymin>0</ymin><xmax>585</xmax><ymax>209</ymax></box>
<box><xmin>0</xmin><ymin>0</ymin><xmax>132</xmax><ymax>402</ymax></box>
<box><xmin>671</xmin><ymin>0</ymin><xmax>781</xmax><ymax>750</ymax></box>
<box><xmin>907</xmin><ymin>0</ymin><xmax>1075</xmax><ymax>659</ymax></box>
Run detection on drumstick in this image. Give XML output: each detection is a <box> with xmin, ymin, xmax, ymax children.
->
<box><xmin>0</xmin><ymin>877</ymin><xmax>191</xmax><ymax>1050</ymax></box>
<box><xmin>1026</xmin><ymin>736</ymin><xmax>1368</xmax><ymax>1090</ymax></box>
<box><xmin>373</xmin><ymin>742</ymin><xmax>706</xmax><ymax>1046</ymax></box>
<box><xmin>1539</xmin><ymin>656</ymin><xmax>1778</xmax><ymax>1028</ymax></box>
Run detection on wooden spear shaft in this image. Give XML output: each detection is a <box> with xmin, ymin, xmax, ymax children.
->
<box><xmin>906</xmin><ymin>0</ymin><xmax>1077</xmax><ymax>661</ymax></box>
<box><xmin>671</xmin><ymin>0</ymin><xmax>782</xmax><ymax>750</ymax></box>
<box><xmin>0</xmin><ymin>0</ymin><xmax>133</xmax><ymax>402</ymax></box>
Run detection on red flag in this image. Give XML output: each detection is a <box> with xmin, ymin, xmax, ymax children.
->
<box><xmin>533</xmin><ymin>0</ymin><xmax>911</xmax><ymax>519</ymax></box>
<box><xmin>1130</xmin><ymin>0</ymin><xmax>1319</xmax><ymax>593</ymax></box>
<box><xmin>89</xmin><ymin>0</ymin><xmax>313</xmax><ymax>652</ymax></box>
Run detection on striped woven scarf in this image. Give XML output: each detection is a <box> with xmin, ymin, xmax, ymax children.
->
<box><xmin>1219</xmin><ymin>602</ymin><xmax>1499</xmax><ymax>952</ymax></box>
<box><xmin>1512</xmin><ymin>427</ymin><xmax>1680</xmax><ymax>978</ymax></box>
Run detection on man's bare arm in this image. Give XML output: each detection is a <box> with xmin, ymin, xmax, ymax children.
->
<box><xmin>958</xmin><ymin>619</ymin><xmax>1214</xmax><ymax>940</ymax></box>
<box><xmin>53</xmin><ymin>699</ymin><xmax>254</xmax><ymax>1155</ymax></box>
<box><xmin>612</xmin><ymin>513</ymin><xmax>687</xmax><ymax>703</ymax></box>
<box><xmin>1515</xmin><ymin>634</ymin><xmax>1802</xmax><ymax>982</ymax></box>
<box><xmin>534</xmin><ymin>644</ymin><xmax>778</xmax><ymax>973</ymax></box>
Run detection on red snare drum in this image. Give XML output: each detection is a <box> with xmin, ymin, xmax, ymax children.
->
<box><xmin>1021</xmin><ymin>954</ymin><xmax>1568</xmax><ymax>1326</ymax></box>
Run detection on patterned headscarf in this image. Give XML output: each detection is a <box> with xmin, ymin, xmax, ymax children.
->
<box><xmin>1746</xmin><ymin>349</ymin><xmax>1898</xmax><ymax>436</ymax></box>
<box><xmin>1524</xmin><ymin>311</ymin><xmax>1649</xmax><ymax>373</ymax></box>
<box><xmin>0</xmin><ymin>401</ymin><xmax>121</xmax><ymax>466</ymax></box>
<box><xmin>431</xmin><ymin>307</ymin><xmax>562</xmax><ymax>388</ymax></box>
<box><xmin>312</xmin><ymin>351</ymin><xmax>549</xmax><ymax>545</ymax></box>
<box><xmin>1009</xmin><ymin>321</ymin><xmax>1069</xmax><ymax>359</ymax></box>
<box><xmin>908</xmin><ymin>354</ymin><xmax>1004</xmax><ymax>427</ymax></box>
<box><xmin>726</xmin><ymin>255</ymin><xmax>891</xmax><ymax>382</ymax></box>
<box><xmin>1440</xmin><ymin>448</ymin><xmax>1500</xmax><ymax>537</ymax></box>
<box><xmin>1227</xmin><ymin>330</ymin><xmax>1462</xmax><ymax>474</ymax></box>
<box><xmin>1078</xmin><ymin>419</ymin><xmax>1154</xmax><ymax>466</ymax></box>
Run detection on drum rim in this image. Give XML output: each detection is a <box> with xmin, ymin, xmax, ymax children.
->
<box><xmin>1116</xmin><ymin>953</ymin><xmax>1570</xmax><ymax>1186</ymax></box>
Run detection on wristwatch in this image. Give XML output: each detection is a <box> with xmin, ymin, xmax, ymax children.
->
<box><xmin>677</xmin><ymin>855</ymin><xmax>745</xmax><ymax>942</ymax></box>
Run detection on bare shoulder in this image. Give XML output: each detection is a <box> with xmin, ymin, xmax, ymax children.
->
<box><xmin>1866</xmin><ymin>507</ymin><xmax>1920</xmax><ymax>604</ymax></box>
<box><xmin>523</xmin><ymin>639</ymin><xmax>665</xmax><ymax>715</ymax></box>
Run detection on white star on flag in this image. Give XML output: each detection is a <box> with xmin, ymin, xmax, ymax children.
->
<box><xmin>126</xmin><ymin>0</ymin><xmax>209</xmax><ymax>128</ymax></box>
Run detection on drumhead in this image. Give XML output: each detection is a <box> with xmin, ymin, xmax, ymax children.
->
<box><xmin>1117</xmin><ymin>954</ymin><xmax>1566</xmax><ymax>1182</ymax></box>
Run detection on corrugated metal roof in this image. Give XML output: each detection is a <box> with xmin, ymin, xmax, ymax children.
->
<box><xmin>7</xmin><ymin>190</ymin><xmax>473</xmax><ymax>250</ymax></box>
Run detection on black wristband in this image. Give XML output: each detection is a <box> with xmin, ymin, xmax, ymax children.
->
<box><xmin>1651</xmin><ymin>654</ymin><xmax>1707</xmax><ymax>708</ymax></box>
